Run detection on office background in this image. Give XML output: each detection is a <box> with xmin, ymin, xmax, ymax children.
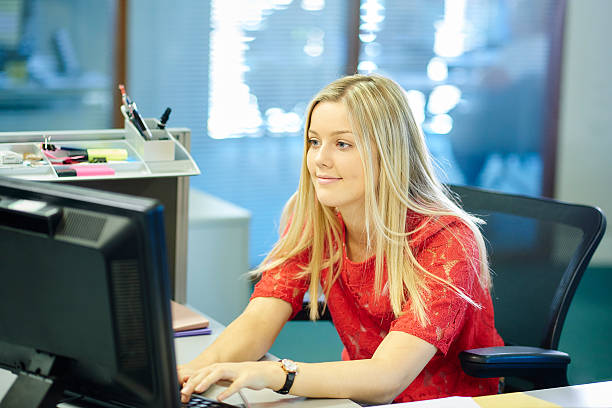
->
<box><xmin>0</xmin><ymin>0</ymin><xmax>610</xmax><ymax>386</ymax></box>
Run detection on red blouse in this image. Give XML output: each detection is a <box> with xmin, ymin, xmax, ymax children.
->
<box><xmin>251</xmin><ymin>211</ymin><xmax>504</xmax><ymax>402</ymax></box>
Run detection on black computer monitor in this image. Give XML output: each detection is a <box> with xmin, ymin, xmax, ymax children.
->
<box><xmin>0</xmin><ymin>177</ymin><xmax>181</xmax><ymax>407</ymax></box>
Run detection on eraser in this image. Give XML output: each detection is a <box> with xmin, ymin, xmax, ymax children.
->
<box><xmin>55</xmin><ymin>166</ymin><xmax>77</xmax><ymax>177</ymax></box>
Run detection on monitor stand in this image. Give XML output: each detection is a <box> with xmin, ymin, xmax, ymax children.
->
<box><xmin>0</xmin><ymin>353</ymin><xmax>63</xmax><ymax>408</ymax></box>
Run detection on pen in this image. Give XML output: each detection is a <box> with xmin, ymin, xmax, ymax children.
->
<box><xmin>158</xmin><ymin>107</ymin><xmax>172</xmax><ymax>129</ymax></box>
<box><xmin>118</xmin><ymin>84</ymin><xmax>153</xmax><ymax>140</ymax></box>
<box><xmin>118</xmin><ymin>84</ymin><xmax>128</xmax><ymax>108</ymax></box>
<box><xmin>130</xmin><ymin>104</ymin><xmax>154</xmax><ymax>140</ymax></box>
<box><xmin>118</xmin><ymin>84</ymin><xmax>134</xmax><ymax>121</ymax></box>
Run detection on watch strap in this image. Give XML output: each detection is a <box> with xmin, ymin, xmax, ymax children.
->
<box><xmin>275</xmin><ymin>359</ymin><xmax>297</xmax><ymax>395</ymax></box>
<box><xmin>276</xmin><ymin>370</ymin><xmax>296</xmax><ymax>395</ymax></box>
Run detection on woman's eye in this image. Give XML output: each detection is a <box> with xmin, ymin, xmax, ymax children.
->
<box><xmin>308</xmin><ymin>138</ymin><xmax>320</xmax><ymax>146</ymax></box>
<box><xmin>337</xmin><ymin>141</ymin><xmax>351</xmax><ymax>149</ymax></box>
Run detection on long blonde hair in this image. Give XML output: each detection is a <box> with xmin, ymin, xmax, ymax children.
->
<box><xmin>252</xmin><ymin>74</ymin><xmax>490</xmax><ymax>325</ymax></box>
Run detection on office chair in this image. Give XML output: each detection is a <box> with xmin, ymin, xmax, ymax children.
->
<box><xmin>450</xmin><ymin>185</ymin><xmax>606</xmax><ymax>392</ymax></box>
<box><xmin>295</xmin><ymin>185</ymin><xmax>606</xmax><ymax>392</ymax></box>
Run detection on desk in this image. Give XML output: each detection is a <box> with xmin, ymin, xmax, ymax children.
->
<box><xmin>397</xmin><ymin>381</ymin><xmax>612</xmax><ymax>407</ymax></box>
<box><xmin>0</xmin><ymin>312</ymin><xmax>358</xmax><ymax>408</ymax></box>
<box><xmin>5</xmin><ymin>310</ymin><xmax>608</xmax><ymax>407</ymax></box>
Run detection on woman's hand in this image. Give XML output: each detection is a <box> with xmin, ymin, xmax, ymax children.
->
<box><xmin>177</xmin><ymin>362</ymin><xmax>201</xmax><ymax>388</ymax></box>
<box><xmin>179</xmin><ymin>361</ymin><xmax>285</xmax><ymax>403</ymax></box>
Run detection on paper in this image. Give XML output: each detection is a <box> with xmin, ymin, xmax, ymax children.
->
<box><xmin>473</xmin><ymin>392</ymin><xmax>561</xmax><ymax>408</ymax></box>
<box><xmin>375</xmin><ymin>396</ymin><xmax>480</xmax><ymax>407</ymax></box>
<box><xmin>171</xmin><ymin>301</ymin><xmax>209</xmax><ymax>332</ymax></box>
<box><xmin>174</xmin><ymin>327</ymin><xmax>212</xmax><ymax>338</ymax></box>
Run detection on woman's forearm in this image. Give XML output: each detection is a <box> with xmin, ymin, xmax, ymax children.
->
<box><xmin>288</xmin><ymin>358</ymin><xmax>414</xmax><ymax>404</ymax></box>
<box><xmin>190</xmin><ymin>312</ymin><xmax>273</xmax><ymax>364</ymax></box>
<box><xmin>207</xmin><ymin>356</ymin><xmax>425</xmax><ymax>405</ymax></box>
<box><xmin>280</xmin><ymin>331</ymin><xmax>436</xmax><ymax>404</ymax></box>
<box><xmin>182</xmin><ymin>328</ymin><xmax>436</xmax><ymax>405</ymax></box>
<box><xmin>186</xmin><ymin>297</ymin><xmax>292</xmax><ymax>367</ymax></box>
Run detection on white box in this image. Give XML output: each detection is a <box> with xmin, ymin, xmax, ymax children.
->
<box><xmin>124</xmin><ymin>118</ymin><xmax>175</xmax><ymax>161</ymax></box>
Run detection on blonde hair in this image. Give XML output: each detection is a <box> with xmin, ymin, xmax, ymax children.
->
<box><xmin>252</xmin><ymin>74</ymin><xmax>490</xmax><ymax>325</ymax></box>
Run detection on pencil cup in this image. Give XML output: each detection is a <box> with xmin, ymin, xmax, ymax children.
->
<box><xmin>124</xmin><ymin>118</ymin><xmax>175</xmax><ymax>161</ymax></box>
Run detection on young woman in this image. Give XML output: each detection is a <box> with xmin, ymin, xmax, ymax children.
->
<box><xmin>178</xmin><ymin>74</ymin><xmax>503</xmax><ymax>404</ymax></box>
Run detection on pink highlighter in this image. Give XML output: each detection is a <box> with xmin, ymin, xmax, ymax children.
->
<box><xmin>55</xmin><ymin>164</ymin><xmax>115</xmax><ymax>177</ymax></box>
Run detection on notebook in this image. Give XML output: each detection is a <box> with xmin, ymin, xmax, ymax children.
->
<box><xmin>171</xmin><ymin>301</ymin><xmax>210</xmax><ymax>332</ymax></box>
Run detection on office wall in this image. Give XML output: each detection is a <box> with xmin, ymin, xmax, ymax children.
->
<box><xmin>556</xmin><ymin>0</ymin><xmax>612</xmax><ymax>265</ymax></box>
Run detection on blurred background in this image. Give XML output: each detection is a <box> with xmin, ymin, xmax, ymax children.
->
<box><xmin>0</xmin><ymin>0</ymin><xmax>610</xmax><ymax>386</ymax></box>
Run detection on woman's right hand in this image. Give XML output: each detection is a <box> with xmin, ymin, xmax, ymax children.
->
<box><xmin>177</xmin><ymin>362</ymin><xmax>198</xmax><ymax>386</ymax></box>
<box><xmin>179</xmin><ymin>361</ymin><xmax>284</xmax><ymax>403</ymax></box>
<box><xmin>176</xmin><ymin>297</ymin><xmax>292</xmax><ymax>397</ymax></box>
<box><xmin>178</xmin><ymin>358</ymin><xmax>216</xmax><ymax>386</ymax></box>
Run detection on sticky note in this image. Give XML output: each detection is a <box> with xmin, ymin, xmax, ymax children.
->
<box><xmin>474</xmin><ymin>392</ymin><xmax>561</xmax><ymax>408</ymax></box>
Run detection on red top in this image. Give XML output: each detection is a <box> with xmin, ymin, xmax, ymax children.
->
<box><xmin>251</xmin><ymin>211</ymin><xmax>504</xmax><ymax>402</ymax></box>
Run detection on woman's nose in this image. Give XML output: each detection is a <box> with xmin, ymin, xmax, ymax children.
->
<box><xmin>314</xmin><ymin>143</ymin><xmax>332</xmax><ymax>167</ymax></box>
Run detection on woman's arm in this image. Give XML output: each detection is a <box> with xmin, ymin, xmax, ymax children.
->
<box><xmin>292</xmin><ymin>331</ymin><xmax>436</xmax><ymax>403</ymax></box>
<box><xmin>183</xmin><ymin>330</ymin><xmax>437</xmax><ymax>405</ymax></box>
<box><xmin>177</xmin><ymin>296</ymin><xmax>292</xmax><ymax>388</ymax></box>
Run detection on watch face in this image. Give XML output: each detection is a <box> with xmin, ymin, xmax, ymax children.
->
<box><xmin>281</xmin><ymin>359</ymin><xmax>298</xmax><ymax>373</ymax></box>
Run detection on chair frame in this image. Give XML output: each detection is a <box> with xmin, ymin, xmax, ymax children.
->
<box><xmin>450</xmin><ymin>185</ymin><xmax>606</xmax><ymax>390</ymax></box>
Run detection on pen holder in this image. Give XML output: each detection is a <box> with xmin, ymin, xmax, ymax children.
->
<box><xmin>124</xmin><ymin>117</ymin><xmax>175</xmax><ymax>161</ymax></box>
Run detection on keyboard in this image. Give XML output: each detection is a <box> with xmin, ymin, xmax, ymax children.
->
<box><xmin>182</xmin><ymin>394</ymin><xmax>239</xmax><ymax>408</ymax></box>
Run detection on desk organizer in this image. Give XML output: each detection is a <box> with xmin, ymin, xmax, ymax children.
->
<box><xmin>121</xmin><ymin>104</ymin><xmax>176</xmax><ymax>162</ymax></box>
<box><xmin>124</xmin><ymin>117</ymin><xmax>176</xmax><ymax>162</ymax></box>
<box><xmin>0</xmin><ymin>126</ymin><xmax>200</xmax><ymax>181</ymax></box>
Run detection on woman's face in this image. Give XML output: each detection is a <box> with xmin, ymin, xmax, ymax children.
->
<box><xmin>306</xmin><ymin>101</ymin><xmax>375</xmax><ymax>216</ymax></box>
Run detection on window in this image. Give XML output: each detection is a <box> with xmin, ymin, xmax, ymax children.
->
<box><xmin>1</xmin><ymin>0</ymin><xmax>561</xmax><ymax>267</ymax></box>
<box><xmin>129</xmin><ymin>0</ymin><xmax>352</xmax><ymax>266</ymax></box>
<box><xmin>0</xmin><ymin>0</ymin><xmax>115</xmax><ymax>132</ymax></box>
<box><xmin>357</xmin><ymin>0</ymin><xmax>560</xmax><ymax>196</ymax></box>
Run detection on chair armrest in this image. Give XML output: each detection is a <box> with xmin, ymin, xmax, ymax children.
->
<box><xmin>459</xmin><ymin>346</ymin><xmax>570</xmax><ymax>388</ymax></box>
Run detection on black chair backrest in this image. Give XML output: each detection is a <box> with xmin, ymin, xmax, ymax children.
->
<box><xmin>449</xmin><ymin>185</ymin><xmax>606</xmax><ymax>350</ymax></box>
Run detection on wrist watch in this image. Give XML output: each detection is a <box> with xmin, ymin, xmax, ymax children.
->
<box><xmin>275</xmin><ymin>358</ymin><xmax>298</xmax><ymax>394</ymax></box>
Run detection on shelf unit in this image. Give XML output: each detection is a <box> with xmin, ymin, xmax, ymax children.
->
<box><xmin>0</xmin><ymin>127</ymin><xmax>199</xmax><ymax>181</ymax></box>
<box><xmin>0</xmin><ymin>127</ymin><xmax>201</xmax><ymax>302</ymax></box>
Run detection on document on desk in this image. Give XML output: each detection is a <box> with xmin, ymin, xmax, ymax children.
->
<box><xmin>375</xmin><ymin>396</ymin><xmax>480</xmax><ymax>407</ymax></box>
<box><xmin>473</xmin><ymin>392</ymin><xmax>560</xmax><ymax>407</ymax></box>
<box><xmin>171</xmin><ymin>300</ymin><xmax>210</xmax><ymax>332</ymax></box>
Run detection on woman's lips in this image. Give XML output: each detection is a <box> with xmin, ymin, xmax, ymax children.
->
<box><xmin>316</xmin><ymin>176</ymin><xmax>341</xmax><ymax>185</ymax></box>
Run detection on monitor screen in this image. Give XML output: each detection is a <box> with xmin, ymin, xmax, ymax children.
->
<box><xmin>0</xmin><ymin>176</ymin><xmax>181</xmax><ymax>407</ymax></box>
